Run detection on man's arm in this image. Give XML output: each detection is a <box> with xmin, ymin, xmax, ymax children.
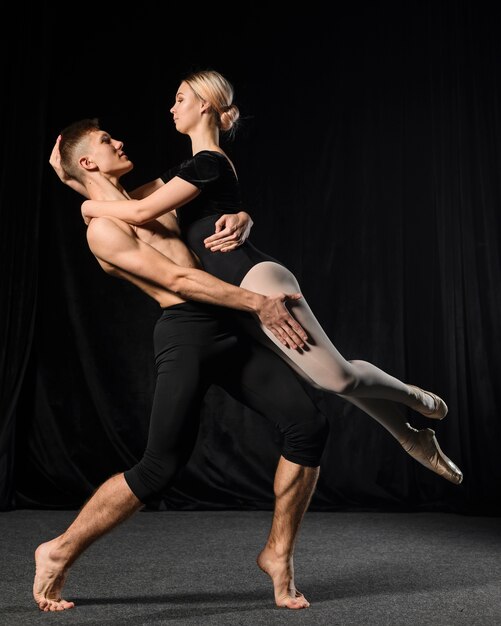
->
<box><xmin>86</xmin><ymin>217</ymin><xmax>306</xmax><ymax>349</ymax></box>
<box><xmin>49</xmin><ymin>139</ymin><xmax>305</xmax><ymax>347</ymax></box>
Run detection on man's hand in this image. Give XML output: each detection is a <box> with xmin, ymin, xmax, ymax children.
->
<box><xmin>203</xmin><ymin>211</ymin><xmax>253</xmax><ymax>252</ymax></box>
<box><xmin>49</xmin><ymin>135</ymin><xmax>89</xmax><ymax>197</ymax></box>
<box><xmin>48</xmin><ymin>135</ymin><xmax>66</xmax><ymax>182</ymax></box>
<box><xmin>255</xmin><ymin>293</ymin><xmax>308</xmax><ymax>350</ymax></box>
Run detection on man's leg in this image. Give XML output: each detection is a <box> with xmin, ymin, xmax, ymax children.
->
<box><xmin>257</xmin><ymin>456</ymin><xmax>320</xmax><ymax>609</ymax></box>
<box><xmin>33</xmin><ymin>473</ymin><xmax>141</xmax><ymax>611</ymax></box>
<box><xmin>214</xmin><ymin>329</ymin><xmax>327</xmax><ymax>609</ymax></box>
<box><xmin>33</xmin><ymin>303</ymin><xmax>213</xmax><ymax>611</ymax></box>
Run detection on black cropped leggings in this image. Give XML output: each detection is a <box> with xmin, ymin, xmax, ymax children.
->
<box><xmin>124</xmin><ymin>302</ymin><xmax>329</xmax><ymax>504</ymax></box>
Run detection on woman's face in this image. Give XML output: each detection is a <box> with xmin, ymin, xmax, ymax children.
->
<box><xmin>170</xmin><ymin>81</ymin><xmax>204</xmax><ymax>134</ymax></box>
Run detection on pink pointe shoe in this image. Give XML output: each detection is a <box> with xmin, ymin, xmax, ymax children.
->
<box><xmin>407</xmin><ymin>385</ymin><xmax>448</xmax><ymax>420</ymax></box>
<box><xmin>401</xmin><ymin>427</ymin><xmax>463</xmax><ymax>485</ymax></box>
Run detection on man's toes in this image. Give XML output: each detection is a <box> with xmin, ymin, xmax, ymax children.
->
<box><xmin>61</xmin><ymin>600</ymin><xmax>75</xmax><ymax>610</ymax></box>
<box><xmin>290</xmin><ymin>595</ymin><xmax>310</xmax><ymax>609</ymax></box>
<box><xmin>280</xmin><ymin>596</ymin><xmax>310</xmax><ymax>610</ymax></box>
<box><xmin>36</xmin><ymin>595</ymin><xmax>74</xmax><ymax>612</ymax></box>
<box><xmin>53</xmin><ymin>600</ymin><xmax>73</xmax><ymax>611</ymax></box>
<box><xmin>295</xmin><ymin>599</ymin><xmax>309</xmax><ymax>609</ymax></box>
<box><xmin>287</xmin><ymin>600</ymin><xmax>308</xmax><ymax>609</ymax></box>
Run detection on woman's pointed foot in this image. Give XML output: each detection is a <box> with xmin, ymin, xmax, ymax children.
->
<box><xmin>407</xmin><ymin>385</ymin><xmax>448</xmax><ymax>420</ymax></box>
<box><xmin>401</xmin><ymin>427</ymin><xmax>463</xmax><ymax>484</ymax></box>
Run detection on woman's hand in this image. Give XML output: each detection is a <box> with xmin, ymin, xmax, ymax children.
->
<box><xmin>49</xmin><ymin>135</ymin><xmax>89</xmax><ymax>198</ymax></box>
<box><xmin>81</xmin><ymin>202</ymin><xmax>91</xmax><ymax>225</ymax></box>
<box><xmin>203</xmin><ymin>211</ymin><xmax>253</xmax><ymax>252</ymax></box>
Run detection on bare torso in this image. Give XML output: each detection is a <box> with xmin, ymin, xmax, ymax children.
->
<box><xmin>101</xmin><ymin>211</ymin><xmax>202</xmax><ymax>308</ymax></box>
<box><xmin>136</xmin><ymin>212</ymin><xmax>200</xmax><ymax>270</ymax></box>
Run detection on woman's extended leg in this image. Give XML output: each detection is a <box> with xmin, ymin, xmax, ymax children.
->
<box><xmin>338</xmin><ymin>396</ymin><xmax>462</xmax><ymax>483</ymax></box>
<box><xmin>241</xmin><ymin>263</ymin><xmax>442</xmax><ymax>410</ymax></box>
<box><xmin>240</xmin><ymin>262</ymin><xmax>462</xmax><ymax>484</ymax></box>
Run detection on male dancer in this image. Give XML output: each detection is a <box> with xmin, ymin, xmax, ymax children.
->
<box><xmin>33</xmin><ymin>120</ymin><xmax>328</xmax><ymax>611</ymax></box>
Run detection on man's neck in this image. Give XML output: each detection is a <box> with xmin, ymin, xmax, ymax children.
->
<box><xmin>84</xmin><ymin>173</ymin><xmax>128</xmax><ymax>201</ymax></box>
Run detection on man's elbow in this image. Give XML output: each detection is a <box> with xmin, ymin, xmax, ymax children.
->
<box><xmin>164</xmin><ymin>267</ymin><xmax>190</xmax><ymax>295</ymax></box>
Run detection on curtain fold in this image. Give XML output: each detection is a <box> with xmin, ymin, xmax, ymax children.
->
<box><xmin>0</xmin><ymin>9</ymin><xmax>50</xmax><ymax>510</ymax></box>
<box><xmin>2</xmin><ymin>2</ymin><xmax>500</xmax><ymax>513</ymax></box>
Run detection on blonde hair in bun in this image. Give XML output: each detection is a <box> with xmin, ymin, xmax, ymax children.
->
<box><xmin>184</xmin><ymin>70</ymin><xmax>240</xmax><ymax>135</ymax></box>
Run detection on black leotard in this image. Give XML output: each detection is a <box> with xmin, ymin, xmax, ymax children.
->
<box><xmin>161</xmin><ymin>150</ymin><xmax>282</xmax><ymax>285</ymax></box>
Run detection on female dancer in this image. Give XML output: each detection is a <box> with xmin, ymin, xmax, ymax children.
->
<box><xmin>81</xmin><ymin>70</ymin><xmax>463</xmax><ymax>485</ymax></box>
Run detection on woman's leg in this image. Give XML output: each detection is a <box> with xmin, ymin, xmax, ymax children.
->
<box><xmin>338</xmin><ymin>396</ymin><xmax>462</xmax><ymax>483</ymax></box>
<box><xmin>240</xmin><ymin>262</ymin><xmax>462</xmax><ymax>484</ymax></box>
<box><xmin>241</xmin><ymin>262</ymin><xmax>441</xmax><ymax>412</ymax></box>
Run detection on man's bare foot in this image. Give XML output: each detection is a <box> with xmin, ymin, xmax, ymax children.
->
<box><xmin>257</xmin><ymin>546</ymin><xmax>310</xmax><ymax>609</ymax></box>
<box><xmin>33</xmin><ymin>540</ymin><xmax>75</xmax><ymax>611</ymax></box>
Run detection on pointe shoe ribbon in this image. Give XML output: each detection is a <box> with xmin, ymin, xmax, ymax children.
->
<box><xmin>408</xmin><ymin>385</ymin><xmax>448</xmax><ymax>420</ymax></box>
<box><xmin>401</xmin><ymin>427</ymin><xmax>463</xmax><ymax>485</ymax></box>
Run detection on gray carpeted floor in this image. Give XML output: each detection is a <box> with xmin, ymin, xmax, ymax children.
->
<box><xmin>1</xmin><ymin>509</ymin><xmax>500</xmax><ymax>625</ymax></box>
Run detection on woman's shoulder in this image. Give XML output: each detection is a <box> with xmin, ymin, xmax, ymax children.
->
<box><xmin>191</xmin><ymin>150</ymin><xmax>229</xmax><ymax>168</ymax></box>
<box><xmin>186</xmin><ymin>150</ymin><xmax>226</xmax><ymax>179</ymax></box>
<box><xmin>190</xmin><ymin>149</ymin><xmax>238</xmax><ymax>180</ymax></box>
<box><xmin>162</xmin><ymin>150</ymin><xmax>235</xmax><ymax>186</ymax></box>
<box><xmin>163</xmin><ymin>151</ymin><xmax>226</xmax><ymax>189</ymax></box>
<box><xmin>194</xmin><ymin>150</ymin><xmax>237</xmax><ymax>180</ymax></box>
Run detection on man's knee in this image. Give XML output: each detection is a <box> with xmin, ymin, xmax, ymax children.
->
<box><xmin>282</xmin><ymin>412</ymin><xmax>329</xmax><ymax>467</ymax></box>
<box><xmin>124</xmin><ymin>450</ymin><xmax>185</xmax><ymax>504</ymax></box>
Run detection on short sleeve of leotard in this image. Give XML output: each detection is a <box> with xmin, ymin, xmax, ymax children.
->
<box><xmin>160</xmin><ymin>152</ymin><xmax>220</xmax><ymax>190</ymax></box>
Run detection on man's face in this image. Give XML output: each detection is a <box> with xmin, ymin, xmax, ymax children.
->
<box><xmin>85</xmin><ymin>130</ymin><xmax>134</xmax><ymax>177</ymax></box>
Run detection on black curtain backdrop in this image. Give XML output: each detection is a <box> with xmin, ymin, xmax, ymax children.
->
<box><xmin>1</xmin><ymin>2</ymin><xmax>500</xmax><ymax>514</ymax></box>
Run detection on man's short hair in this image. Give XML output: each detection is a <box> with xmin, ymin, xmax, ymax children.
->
<box><xmin>59</xmin><ymin>118</ymin><xmax>100</xmax><ymax>182</ymax></box>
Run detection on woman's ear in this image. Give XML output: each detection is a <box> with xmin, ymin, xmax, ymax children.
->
<box><xmin>200</xmin><ymin>99</ymin><xmax>211</xmax><ymax>113</ymax></box>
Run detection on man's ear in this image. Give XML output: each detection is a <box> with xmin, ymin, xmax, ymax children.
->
<box><xmin>78</xmin><ymin>155</ymin><xmax>98</xmax><ymax>171</ymax></box>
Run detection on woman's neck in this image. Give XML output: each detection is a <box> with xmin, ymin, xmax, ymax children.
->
<box><xmin>190</xmin><ymin>127</ymin><xmax>221</xmax><ymax>155</ymax></box>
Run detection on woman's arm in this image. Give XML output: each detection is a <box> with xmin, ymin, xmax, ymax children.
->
<box><xmin>129</xmin><ymin>178</ymin><xmax>254</xmax><ymax>251</ymax></box>
<box><xmin>84</xmin><ymin>179</ymin><xmax>254</xmax><ymax>250</ymax></box>
<box><xmin>129</xmin><ymin>178</ymin><xmax>165</xmax><ymax>199</ymax></box>
<box><xmin>125</xmin><ymin>167</ymin><xmax>254</xmax><ymax>250</ymax></box>
<box><xmin>82</xmin><ymin>176</ymin><xmax>199</xmax><ymax>224</ymax></box>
